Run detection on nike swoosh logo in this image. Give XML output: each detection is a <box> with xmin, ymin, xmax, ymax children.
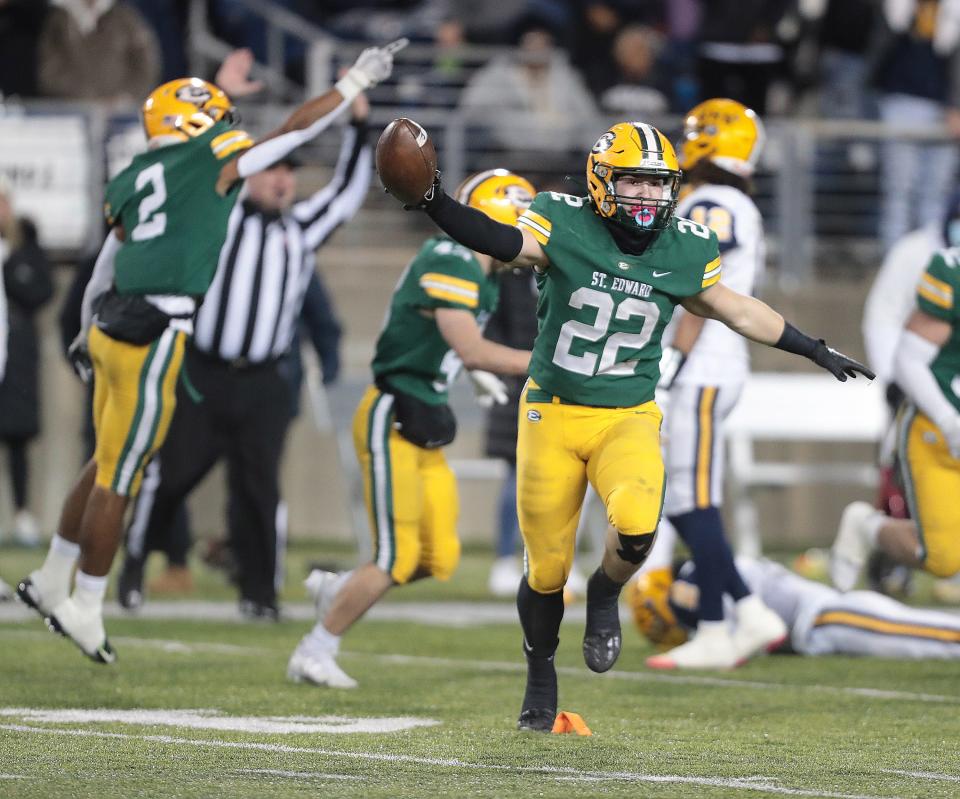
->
<box><xmin>652</xmin><ymin>270</ymin><xmax>672</xmax><ymax>277</ymax></box>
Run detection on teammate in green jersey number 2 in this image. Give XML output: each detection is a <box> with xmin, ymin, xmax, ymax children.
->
<box><xmin>17</xmin><ymin>41</ymin><xmax>407</xmax><ymax>666</ymax></box>
<box><xmin>392</xmin><ymin>119</ymin><xmax>875</xmax><ymax>732</ymax></box>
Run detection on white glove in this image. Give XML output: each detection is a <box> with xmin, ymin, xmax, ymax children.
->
<box><xmin>657</xmin><ymin>346</ymin><xmax>686</xmax><ymax>390</ymax></box>
<box><xmin>942</xmin><ymin>415</ymin><xmax>960</xmax><ymax>459</ymax></box>
<box><xmin>335</xmin><ymin>38</ymin><xmax>408</xmax><ymax>100</ymax></box>
<box><xmin>469</xmin><ymin>370</ymin><xmax>509</xmax><ymax>409</ymax></box>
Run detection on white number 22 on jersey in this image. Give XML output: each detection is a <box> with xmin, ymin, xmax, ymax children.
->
<box><xmin>131</xmin><ymin>163</ymin><xmax>168</xmax><ymax>242</ymax></box>
<box><xmin>552</xmin><ymin>287</ymin><xmax>660</xmax><ymax>376</ymax></box>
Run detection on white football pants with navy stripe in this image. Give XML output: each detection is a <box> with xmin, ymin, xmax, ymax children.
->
<box><xmin>662</xmin><ymin>383</ymin><xmax>742</xmax><ymax>517</ymax></box>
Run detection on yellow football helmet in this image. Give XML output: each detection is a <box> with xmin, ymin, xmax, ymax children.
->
<box><xmin>680</xmin><ymin>98</ymin><xmax>765</xmax><ymax>177</ymax></box>
<box><xmin>455</xmin><ymin>168</ymin><xmax>535</xmax><ymax>225</ymax></box>
<box><xmin>628</xmin><ymin>568</ymin><xmax>688</xmax><ymax>650</ymax></box>
<box><xmin>142</xmin><ymin>78</ymin><xmax>235</xmax><ymax>145</ymax></box>
<box><xmin>586</xmin><ymin>121</ymin><xmax>682</xmax><ymax>232</ymax></box>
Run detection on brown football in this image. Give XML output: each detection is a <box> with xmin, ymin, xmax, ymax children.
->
<box><xmin>376</xmin><ymin>118</ymin><xmax>437</xmax><ymax>206</ymax></box>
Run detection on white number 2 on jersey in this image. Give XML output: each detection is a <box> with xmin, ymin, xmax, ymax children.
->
<box><xmin>552</xmin><ymin>287</ymin><xmax>660</xmax><ymax>376</ymax></box>
<box><xmin>131</xmin><ymin>163</ymin><xmax>168</xmax><ymax>242</ymax></box>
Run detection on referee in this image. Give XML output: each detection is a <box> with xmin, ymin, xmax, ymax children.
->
<box><xmin>117</xmin><ymin>93</ymin><xmax>372</xmax><ymax>617</ymax></box>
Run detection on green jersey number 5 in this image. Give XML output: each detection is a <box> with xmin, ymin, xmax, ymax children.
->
<box><xmin>131</xmin><ymin>163</ymin><xmax>168</xmax><ymax>242</ymax></box>
<box><xmin>552</xmin><ymin>287</ymin><xmax>660</xmax><ymax>376</ymax></box>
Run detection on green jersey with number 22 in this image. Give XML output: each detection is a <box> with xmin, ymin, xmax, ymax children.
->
<box><xmin>516</xmin><ymin>191</ymin><xmax>722</xmax><ymax>408</ymax></box>
<box><xmin>104</xmin><ymin>120</ymin><xmax>253</xmax><ymax>297</ymax></box>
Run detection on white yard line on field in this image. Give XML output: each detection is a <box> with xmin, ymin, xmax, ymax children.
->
<box><xmin>235</xmin><ymin>769</ymin><xmax>363</xmax><ymax>781</ymax></box>
<box><xmin>1</xmin><ymin>628</ymin><xmax>268</xmax><ymax>656</ymax></box>
<box><xmin>369</xmin><ymin>653</ymin><xmax>960</xmax><ymax>706</ymax></box>
<box><xmin>3</xmin><ymin>624</ymin><xmax>956</xmax><ymax>707</ymax></box>
<box><xmin>0</xmin><ymin>723</ymin><xmax>899</xmax><ymax>799</ymax></box>
<box><xmin>882</xmin><ymin>770</ymin><xmax>960</xmax><ymax>783</ymax></box>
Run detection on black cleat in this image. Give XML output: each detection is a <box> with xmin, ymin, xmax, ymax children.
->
<box><xmin>16</xmin><ymin>576</ymin><xmax>50</xmax><ymax>619</ymax></box>
<box><xmin>517</xmin><ymin>707</ymin><xmax>556</xmax><ymax>732</ymax></box>
<box><xmin>518</xmin><ymin>643</ymin><xmax>557</xmax><ymax>732</ymax></box>
<box><xmin>117</xmin><ymin>556</ymin><xmax>145</xmax><ymax>611</ymax></box>
<box><xmin>583</xmin><ymin>598</ymin><xmax>622</xmax><ymax>673</ymax></box>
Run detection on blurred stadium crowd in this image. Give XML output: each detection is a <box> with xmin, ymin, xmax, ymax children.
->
<box><xmin>1</xmin><ymin>0</ymin><xmax>960</xmax><ymax>611</ymax></box>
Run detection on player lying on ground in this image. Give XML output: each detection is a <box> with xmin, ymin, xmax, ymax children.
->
<box><xmin>390</xmin><ymin>119</ymin><xmax>873</xmax><ymax>731</ymax></box>
<box><xmin>16</xmin><ymin>41</ymin><xmax>404</xmax><ymax>663</ymax></box>
<box><xmin>632</xmin><ymin>554</ymin><xmax>960</xmax><ymax>660</ymax></box>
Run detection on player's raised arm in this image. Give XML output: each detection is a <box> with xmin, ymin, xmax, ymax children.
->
<box><xmin>417</xmin><ymin>173</ymin><xmax>547</xmax><ymax>270</ymax></box>
<box><xmin>681</xmin><ymin>281</ymin><xmax>874</xmax><ymax>382</ymax></box>
<box><xmin>215</xmin><ymin>40</ymin><xmax>405</xmax><ymax>195</ymax></box>
<box><xmin>376</xmin><ymin>120</ymin><xmax>548</xmax><ymax>270</ymax></box>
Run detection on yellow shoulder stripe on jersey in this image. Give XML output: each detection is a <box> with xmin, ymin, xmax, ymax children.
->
<box><xmin>422</xmin><ymin>285</ymin><xmax>479</xmax><ymax>308</ymax></box>
<box><xmin>918</xmin><ymin>284</ymin><xmax>953</xmax><ymax>310</ymax></box>
<box><xmin>813</xmin><ymin>610</ymin><xmax>960</xmax><ymax>643</ymax></box>
<box><xmin>420</xmin><ymin>272</ymin><xmax>479</xmax><ymax>294</ymax></box>
<box><xmin>701</xmin><ymin>257</ymin><xmax>722</xmax><ymax>288</ymax></box>
<box><xmin>420</xmin><ymin>273</ymin><xmax>479</xmax><ymax>308</ymax></box>
<box><xmin>517</xmin><ymin>210</ymin><xmax>552</xmax><ymax>246</ymax></box>
<box><xmin>211</xmin><ymin>129</ymin><xmax>254</xmax><ymax>160</ymax></box>
<box><xmin>920</xmin><ymin>272</ymin><xmax>953</xmax><ymax>302</ymax></box>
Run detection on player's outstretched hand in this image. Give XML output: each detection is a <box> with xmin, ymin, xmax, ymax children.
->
<box><xmin>347</xmin><ymin>37</ymin><xmax>408</xmax><ymax>91</ymax></box>
<box><xmin>812</xmin><ymin>341</ymin><xmax>875</xmax><ymax>382</ymax></box>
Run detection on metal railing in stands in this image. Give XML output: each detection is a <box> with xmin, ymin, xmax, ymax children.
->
<box><xmin>1</xmin><ymin>93</ymin><xmax>956</xmax><ymax>284</ymax></box>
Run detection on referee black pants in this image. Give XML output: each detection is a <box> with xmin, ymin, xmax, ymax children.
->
<box><xmin>126</xmin><ymin>344</ymin><xmax>293</xmax><ymax>607</ymax></box>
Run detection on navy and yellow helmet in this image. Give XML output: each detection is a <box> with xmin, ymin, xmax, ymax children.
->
<box><xmin>586</xmin><ymin>121</ymin><xmax>682</xmax><ymax>232</ymax></box>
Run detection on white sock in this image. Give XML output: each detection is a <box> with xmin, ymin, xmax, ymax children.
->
<box><xmin>696</xmin><ymin>619</ymin><xmax>729</xmax><ymax>638</ymax></box>
<box><xmin>735</xmin><ymin>593</ymin><xmax>767</xmax><ymax>620</ymax></box>
<box><xmin>864</xmin><ymin>512</ymin><xmax>884</xmax><ymax>547</ymax></box>
<box><xmin>73</xmin><ymin>570</ymin><xmax>108</xmax><ymax>614</ymax></box>
<box><xmin>306</xmin><ymin>622</ymin><xmax>341</xmax><ymax>654</ymax></box>
<box><xmin>37</xmin><ymin>534</ymin><xmax>80</xmax><ymax>593</ymax></box>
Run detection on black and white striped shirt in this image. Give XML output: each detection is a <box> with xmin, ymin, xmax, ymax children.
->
<box><xmin>193</xmin><ymin>121</ymin><xmax>371</xmax><ymax>364</ymax></box>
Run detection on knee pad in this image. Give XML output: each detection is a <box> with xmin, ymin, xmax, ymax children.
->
<box><xmin>606</xmin><ymin>484</ymin><xmax>662</xmax><ymax>536</ymax></box>
<box><xmin>616</xmin><ymin>531</ymin><xmax>656</xmax><ymax>565</ymax></box>
<box><xmin>526</xmin><ymin>554</ymin><xmax>569</xmax><ymax>594</ymax></box>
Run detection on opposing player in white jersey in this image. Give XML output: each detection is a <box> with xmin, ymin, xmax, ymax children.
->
<box><xmin>645</xmin><ymin>99</ymin><xmax>786</xmax><ymax>670</ymax></box>
<box><xmin>632</xmin><ymin>555</ymin><xmax>960</xmax><ymax>660</ymax></box>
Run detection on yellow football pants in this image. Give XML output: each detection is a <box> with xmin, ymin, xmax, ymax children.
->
<box><xmin>517</xmin><ymin>381</ymin><xmax>664</xmax><ymax>594</ymax></box>
<box><xmin>89</xmin><ymin>325</ymin><xmax>186</xmax><ymax>497</ymax></box>
<box><xmin>899</xmin><ymin>406</ymin><xmax>960</xmax><ymax>577</ymax></box>
<box><xmin>353</xmin><ymin>386</ymin><xmax>460</xmax><ymax>584</ymax></box>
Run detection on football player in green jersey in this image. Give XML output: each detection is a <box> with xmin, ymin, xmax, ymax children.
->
<box><xmin>17</xmin><ymin>42</ymin><xmax>405</xmax><ymax>663</ymax></box>
<box><xmin>831</xmin><ymin>247</ymin><xmax>960</xmax><ymax>591</ymax></box>
<box><xmin>286</xmin><ymin>170</ymin><xmax>535</xmax><ymax>689</ymax></box>
<box><xmin>396</xmin><ymin>120</ymin><xmax>873</xmax><ymax>731</ymax></box>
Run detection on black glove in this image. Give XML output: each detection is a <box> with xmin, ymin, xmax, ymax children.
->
<box><xmin>403</xmin><ymin>169</ymin><xmax>443</xmax><ymax>211</ymax></box>
<box><xmin>68</xmin><ymin>333</ymin><xmax>93</xmax><ymax>384</ymax></box>
<box><xmin>811</xmin><ymin>340</ymin><xmax>875</xmax><ymax>382</ymax></box>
